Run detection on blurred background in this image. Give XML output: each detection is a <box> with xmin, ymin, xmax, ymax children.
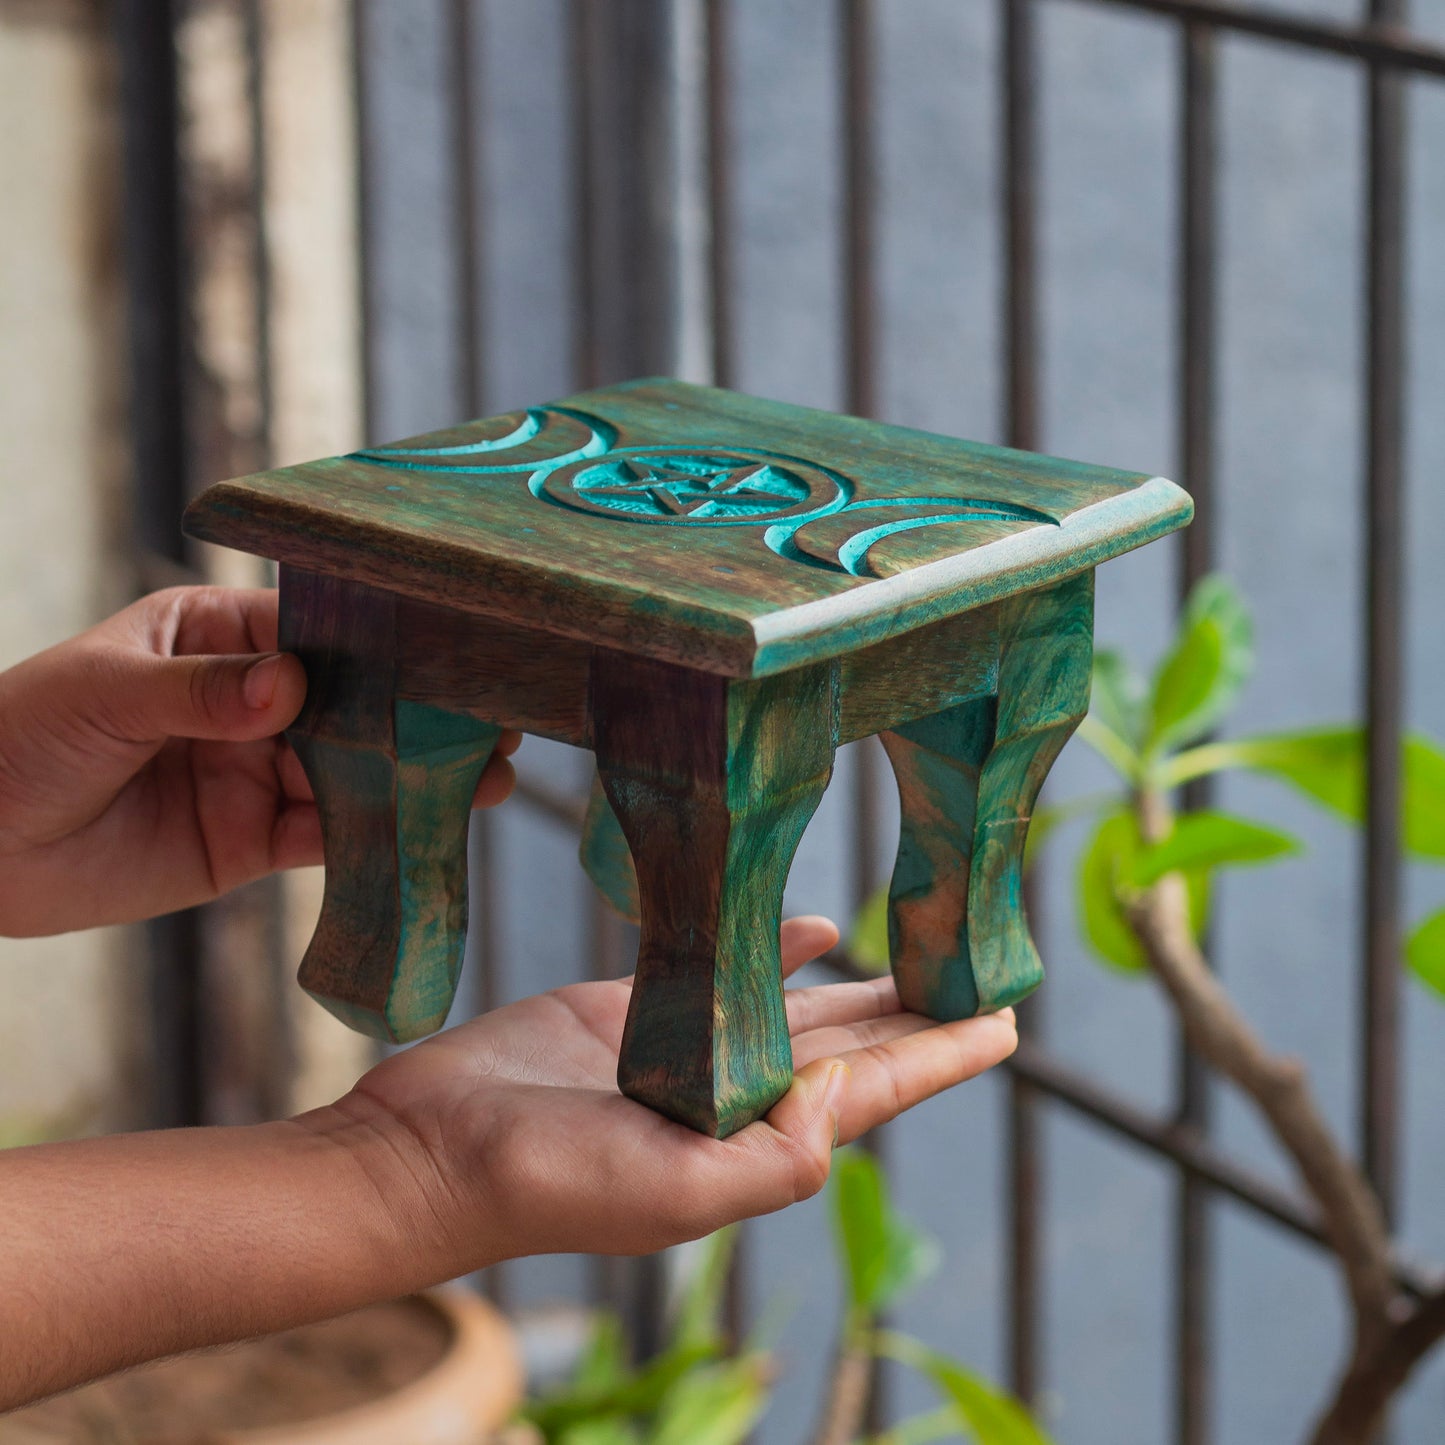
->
<box><xmin>3</xmin><ymin>0</ymin><xmax>1445</xmax><ymax>1441</ymax></box>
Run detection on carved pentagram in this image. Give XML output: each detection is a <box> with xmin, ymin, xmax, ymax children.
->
<box><xmin>538</xmin><ymin>449</ymin><xmax>848</xmax><ymax>527</ymax></box>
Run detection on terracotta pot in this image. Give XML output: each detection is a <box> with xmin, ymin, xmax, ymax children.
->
<box><xmin>216</xmin><ymin>1288</ymin><xmax>525</xmax><ymax>1445</ymax></box>
<box><xmin>0</xmin><ymin>1288</ymin><xmax>525</xmax><ymax>1445</ymax></box>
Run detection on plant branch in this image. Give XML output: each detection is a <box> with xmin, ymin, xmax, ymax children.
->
<box><xmin>1306</xmin><ymin>1284</ymin><xmax>1445</xmax><ymax>1445</ymax></box>
<box><xmin>1122</xmin><ymin>787</ymin><xmax>1445</xmax><ymax>1442</ymax></box>
<box><xmin>809</xmin><ymin>1323</ymin><xmax>872</xmax><ymax>1445</ymax></box>
<box><xmin>1123</xmin><ymin>870</ymin><xmax>1396</xmax><ymax>1337</ymax></box>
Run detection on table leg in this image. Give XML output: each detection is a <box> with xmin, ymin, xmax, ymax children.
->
<box><xmin>281</xmin><ymin>569</ymin><xmax>502</xmax><ymax>1041</ymax></box>
<box><xmin>880</xmin><ymin>571</ymin><xmax>1093</xmax><ymax>1019</ymax></box>
<box><xmin>593</xmin><ymin>654</ymin><xmax>838</xmax><ymax>1137</ymax></box>
<box><xmin>579</xmin><ymin>772</ymin><xmax>640</xmax><ymax>923</ymax></box>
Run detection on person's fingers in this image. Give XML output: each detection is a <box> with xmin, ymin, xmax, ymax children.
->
<box><xmin>471</xmin><ymin>753</ymin><xmax>517</xmax><ymax>810</ymax></box>
<box><xmin>791</xmin><ymin>1008</ymin><xmax>943</xmax><ymax>1067</ymax></box>
<box><xmin>779</xmin><ymin>916</ymin><xmax>840</xmax><ymax>978</ymax></box>
<box><xmin>785</xmin><ymin>974</ymin><xmax>901</xmax><ymax>1035</ymax></box>
<box><xmin>275</xmin><ymin>740</ymin><xmax>314</xmax><ymax>802</ymax></box>
<box><xmin>271</xmin><ymin>802</ymin><xmax>323</xmax><ymax>871</ymax></box>
<box><xmin>494</xmin><ymin>729</ymin><xmax>524</xmax><ymax>759</ymax></box>
<box><xmin>830</xmin><ymin>1010</ymin><xmax>1018</xmax><ymax>1146</ymax></box>
<box><xmin>153</xmin><ymin>585</ymin><xmax>282</xmax><ymax>659</ymax></box>
<box><xmin>84</xmin><ymin>646</ymin><xmax>308</xmax><ymax>746</ymax></box>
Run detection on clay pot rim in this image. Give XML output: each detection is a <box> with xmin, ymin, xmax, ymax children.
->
<box><xmin>214</xmin><ymin>1287</ymin><xmax>523</xmax><ymax>1445</ymax></box>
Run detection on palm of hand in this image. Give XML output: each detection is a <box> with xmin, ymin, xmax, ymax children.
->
<box><xmin>349</xmin><ymin>918</ymin><xmax>1018</xmax><ymax>1266</ymax></box>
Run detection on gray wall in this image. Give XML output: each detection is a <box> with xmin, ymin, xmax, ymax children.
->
<box><xmin>357</xmin><ymin>3</ymin><xmax>1445</xmax><ymax>1440</ymax></box>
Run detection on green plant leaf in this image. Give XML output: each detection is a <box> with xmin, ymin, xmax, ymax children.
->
<box><xmin>1163</xmin><ymin>727</ymin><xmax>1445</xmax><ymax>861</ymax></box>
<box><xmin>1077</xmin><ymin>810</ymin><xmax>1147</xmax><ymax>972</ymax></box>
<box><xmin>871</xmin><ymin>1405</ymin><xmax>967</xmax><ymax>1445</ymax></box>
<box><xmin>526</xmin><ymin>1323</ymin><xmax>715</xmax><ymax>1435</ymax></box>
<box><xmin>1147</xmin><ymin>574</ymin><xmax>1253</xmax><ymax>752</ymax></box>
<box><xmin>877</xmin><ymin>1332</ymin><xmax>1057</xmax><ymax>1445</ymax></box>
<box><xmin>1077</xmin><ymin>809</ymin><xmax>1210</xmax><ymax>973</ymax></box>
<box><xmin>1182</xmin><ymin>728</ymin><xmax>1363</xmax><ymax>818</ymax></box>
<box><xmin>849</xmin><ymin>884</ymin><xmax>893</xmax><ymax>976</ymax></box>
<box><xmin>1406</xmin><ymin>738</ymin><xmax>1445</xmax><ymax>859</ymax></box>
<box><xmin>1407</xmin><ymin>908</ymin><xmax>1445</xmax><ymax>1000</ymax></box>
<box><xmin>556</xmin><ymin>1420</ymin><xmax>644</xmax><ymax>1445</ymax></box>
<box><xmin>1091</xmin><ymin>648</ymin><xmax>1148</xmax><ymax>749</ymax></box>
<box><xmin>570</xmin><ymin>1314</ymin><xmax>630</xmax><ymax>1395</ymax></box>
<box><xmin>1076</xmin><ymin>716</ymin><xmax>1143</xmax><ymax>783</ymax></box>
<box><xmin>1131</xmin><ymin>811</ymin><xmax>1300</xmax><ymax>888</ymax></box>
<box><xmin>832</xmin><ymin>1149</ymin><xmax>941</xmax><ymax>1316</ymax></box>
<box><xmin>649</xmin><ymin>1356</ymin><xmax>772</xmax><ymax>1445</ymax></box>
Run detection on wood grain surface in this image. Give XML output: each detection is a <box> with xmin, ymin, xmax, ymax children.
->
<box><xmin>186</xmin><ymin>377</ymin><xmax>1190</xmax><ymax>677</ymax></box>
<box><xmin>592</xmin><ymin>650</ymin><xmax>839</xmax><ymax>1136</ymax></box>
<box><xmin>280</xmin><ymin>568</ymin><xmax>501</xmax><ymax>1041</ymax></box>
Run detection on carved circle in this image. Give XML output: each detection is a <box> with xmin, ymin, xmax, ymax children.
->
<box><xmin>537</xmin><ymin>448</ymin><xmax>848</xmax><ymax>527</ymax></box>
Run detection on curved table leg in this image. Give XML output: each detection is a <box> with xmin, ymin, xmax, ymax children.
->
<box><xmin>881</xmin><ymin>572</ymin><xmax>1093</xmax><ymax>1019</ymax></box>
<box><xmin>593</xmin><ymin>654</ymin><xmax>838</xmax><ymax>1137</ymax></box>
<box><xmin>579</xmin><ymin>772</ymin><xmax>640</xmax><ymax>924</ymax></box>
<box><xmin>281</xmin><ymin>569</ymin><xmax>501</xmax><ymax>1041</ymax></box>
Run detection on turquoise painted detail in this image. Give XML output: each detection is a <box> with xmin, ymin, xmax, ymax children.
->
<box><xmin>835</xmin><ymin>501</ymin><xmax>1058</xmax><ymax>577</ymax></box>
<box><xmin>349</xmin><ymin>406</ymin><xmax>615</xmax><ymax>478</ymax></box>
<box><xmin>360</xmin><ymin>410</ymin><xmax>543</xmax><ymax>458</ymax></box>
<box><xmin>534</xmin><ymin>446</ymin><xmax>852</xmax><ymax>527</ymax></box>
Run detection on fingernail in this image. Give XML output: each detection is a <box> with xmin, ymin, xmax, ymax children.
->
<box><xmin>243</xmin><ymin>654</ymin><xmax>283</xmax><ymax>710</ymax></box>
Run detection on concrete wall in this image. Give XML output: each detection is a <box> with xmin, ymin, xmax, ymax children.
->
<box><xmin>0</xmin><ymin>1</ymin><xmax>133</xmax><ymax>1136</ymax></box>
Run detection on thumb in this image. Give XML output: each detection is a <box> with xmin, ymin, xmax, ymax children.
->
<box><xmin>96</xmin><ymin>649</ymin><xmax>308</xmax><ymax>745</ymax></box>
<box><xmin>702</xmin><ymin>1058</ymin><xmax>850</xmax><ymax>1224</ymax></box>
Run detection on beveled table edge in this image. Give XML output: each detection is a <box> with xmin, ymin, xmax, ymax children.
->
<box><xmin>748</xmin><ymin>476</ymin><xmax>1192</xmax><ymax>675</ymax></box>
<box><xmin>185</xmin><ymin>475</ymin><xmax>1191</xmax><ymax>680</ymax></box>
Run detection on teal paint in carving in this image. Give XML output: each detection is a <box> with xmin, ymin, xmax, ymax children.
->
<box><xmin>534</xmin><ymin>446</ymin><xmax>853</xmax><ymax>528</ymax></box>
<box><xmin>360</xmin><ymin>409</ymin><xmax>544</xmax><ymax>457</ymax></box>
<box><xmin>352</xmin><ymin>406</ymin><xmax>614</xmax><ymax>477</ymax></box>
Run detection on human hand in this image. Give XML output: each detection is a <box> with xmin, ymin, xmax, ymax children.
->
<box><xmin>0</xmin><ymin>586</ymin><xmax>519</xmax><ymax>936</ymax></box>
<box><xmin>325</xmin><ymin>916</ymin><xmax>1018</xmax><ymax>1273</ymax></box>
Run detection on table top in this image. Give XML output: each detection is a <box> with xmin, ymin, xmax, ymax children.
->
<box><xmin>184</xmin><ymin>377</ymin><xmax>1191</xmax><ymax>677</ymax></box>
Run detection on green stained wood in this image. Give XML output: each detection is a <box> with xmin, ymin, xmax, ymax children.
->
<box><xmin>594</xmin><ymin>654</ymin><xmax>839</xmax><ymax>1137</ymax></box>
<box><xmin>281</xmin><ymin>568</ymin><xmax>501</xmax><ymax>1041</ymax></box>
<box><xmin>879</xmin><ymin>572</ymin><xmax>1094</xmax><ymax>1020</ymax></box>
<box><xmin>964</xmin><ymin>571</ymin><xmax>1094</xmax><ymax>1009</ymax></box>
<box><xmin>388</xmin><ymin>701</ymin><xmax>503</xmax><ymax>1035</ymax></box>
<box><xmin>191</xmin><ymin>381</ymin><xmax>1186</xmax><ymax>1136</ymax></box>
<box><xmin>580</xmin><ymin>774</ymin><xmax>639</xmax><ymax>923</ymax></box>
<box><xmin>881</xmin><ymin>698</ymin><xmax>997</xmax><ymax>1019</ymax></box>
<box><xmin>185</xmin><ymin>378</ymin><xmax>1191</xmax><ymax>679</ymax></box>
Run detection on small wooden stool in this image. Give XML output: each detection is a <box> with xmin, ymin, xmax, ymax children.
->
<box><xmin>185</xmin><ymin>378</ymin><xmax>1190</xmax><ymax>1137</ymax></box>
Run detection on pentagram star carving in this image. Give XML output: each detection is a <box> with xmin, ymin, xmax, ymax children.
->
<box><xmin>583</xmin><ymin>460</ymin><xmax>796</xmax><ymax>517</ymax></box>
